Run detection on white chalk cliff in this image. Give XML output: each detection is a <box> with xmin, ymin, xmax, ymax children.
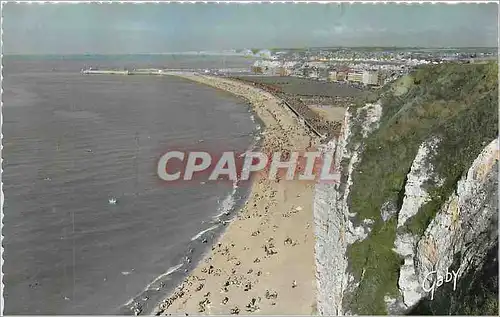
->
<box><xmin>314</xmin><ymin>102</ymin><xmax>498</xmax><ymax>314</ymax></box>
<box><xmin>391</xmin><ymin>139</ymin><xmax>498</xmax><ymax>309</ymax></box>
<box><xmin>314</xmin><ymin>102</ymin><xmax>383</xmax><ymax>315</ymax></box>
<box><xmin>414</xmin><ymin>139</ymin><xmax>498</xmax><ymax>301</ymax></box>
<box><xmin>393</xmin><ymin>136</ymin><xmax>443</xmax><ymax>308</ymax></box>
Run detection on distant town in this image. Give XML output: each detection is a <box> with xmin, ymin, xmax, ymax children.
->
<box><xmin>242</xmin><ymin>47</ymin><xmax>497</xmax><ymax>88</ymax></box>
<box><xmin>81</xmin><ymin>47</ymin><xmax>497</xmax><ymax>88</ymax></box>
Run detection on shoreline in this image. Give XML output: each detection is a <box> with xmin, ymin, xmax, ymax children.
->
<box><xmin>155</xmin><ymin>73</ymin><xmax>320</xmax><ymax>315</ymax></box>
<box><xmin>120</xmin><ymin>76</ymin><xmax>265</xmax><ymax>316</ymax></box>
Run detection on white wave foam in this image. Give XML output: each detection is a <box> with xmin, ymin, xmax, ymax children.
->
<box><xmin>213</xmin><ymin>180</ymin><xmax>239</xmax><ymax>219</ymax></box>
<box><xmin>191</xmin><ymin>224</ymin><xmax>220</xmax><ymax>241</ymax></box>
<box><xmin>124</xmin><ymin>263</ymin><xmax>184</xmax><ymax>306</ymax></box>
<box><xmin>145</xmin><ymin>263</ymin><xmax>183</xmax><ymax>290</ymax></box>
<box><xmin>239</xmin><ymin>133</ymin><xmax>261</xmax><ymax>159</ymax></box>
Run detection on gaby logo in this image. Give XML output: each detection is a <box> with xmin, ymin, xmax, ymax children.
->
<box><xmin>157</xmin><ymin>150</ymin><xmax>340</xmax><ymax>183</ymax></box>
<box><xmin>422</xmin><ymin>268</ymin><xmax>459</xmax><ymax>300</ymax></box>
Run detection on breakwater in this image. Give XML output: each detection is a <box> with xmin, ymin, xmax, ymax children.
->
<box><xmin>80</xmin><ymin>68</ymin><xmax>249</xmax><ymax>76</ymax></box>
<box><xmin>81</xmin><ymin>69</ymin><xmax>198</xmax><ymax>75</ymax></box>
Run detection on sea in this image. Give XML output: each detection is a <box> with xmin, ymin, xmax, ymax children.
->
<box><xmin>2</xmin><ymin>55</ymin><xmax>260</xmax><ymax>314</ymax></box>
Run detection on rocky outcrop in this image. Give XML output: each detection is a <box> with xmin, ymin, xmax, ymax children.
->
<box><xmin>396</xmin><ymin>137</ymin><xmax>442</xmax><ymax>228</ymax></box>
<box><xmin>393</xmin><ymin>137</ymin><xmax>443</xmax><ymax>308</ymax></box>
<box><xmin>314</xmin><ymin>102</ymin><xmax>383</xmax><ymax>315</ymax></box>
<box><xmin>315</xmin><ymin>104</ymin><xmax>497</xmax><ymax>315</ymax></box>
<box><xmin>314</xmin><ymin>120</ymin><xmax>349</xmax><ymax>316</ymax></box>
<box><xmin>313</xmin><ymin>62</ymin><xmax>499</xmax><ymax>315</ymax></box>
<box><xmin>314</xmin><ymin>154</ymin><xmax>348</xmax><ymax>315</ymax></box>
<box><xmin>359</xmin><ymin>103</ymin><xmax>383</xmax><ymax>139</ymax></box>
<box><xmin>393</xmin><ymin>139</ymin><xmax>498</xmax><ymax>310</ymax></box>
<box><xmin>415</xmin><ymin>139</ymin><xmax>498</xmax><ymax>302</ymax></box>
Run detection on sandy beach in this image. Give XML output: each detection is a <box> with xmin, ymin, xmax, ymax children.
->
<box><xmin>155</xmin><ymin>73</ymin><xmax>321</xmax><ymax>315</ymax></box>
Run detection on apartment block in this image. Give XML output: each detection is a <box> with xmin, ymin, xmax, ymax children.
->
<box><xmin>362</xmin><ymin>70</ymin><xmax>379</xmax><ymax>86</ymax></box>
<box><xmin>347</xmin><ymin>71</ymin><xmax>363</xmax><ymax>83</ymax></box>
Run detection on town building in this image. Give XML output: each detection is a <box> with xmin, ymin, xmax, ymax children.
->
<box><xmin>328</xmin><ymin>71</ymin><xmax>338</xmax><ymax>82</ymax></box>
<box><xmin>308</xmin><ymin>68</ymin><xmax>319</xmax><ymax>79</ymax></box>
<box><xmin>318</xmin><ymin>68</ymin><xmax>330</xmax><ymax>80</ymax></box>
<box><xmin>362</xmin><ymin>70</ymin><xmax>379</xmax><ymax>86</ymax></box>
<box><xmin>347</xmin><ymin>71</ymin><xmax>363</xmax><ymax>83</ymax></box>
<box><xmin>336</xmin><ymin>71</ymin><xmax>347</xmax><ymax>81</ymax></box>
<box><xmin>251</xmin><ymin>66</ymin><xmax>264</xmax><ymax>74</ymax></box>
<box><xmin>277</xmin><ymin>67</ymin><xmax>291</xmax><ymax>76</ymax></box>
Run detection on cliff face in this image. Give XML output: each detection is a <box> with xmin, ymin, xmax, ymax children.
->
<box><xmin>394</xmin><ymin>137</ymin><xmax>444</xmax><ymax>309</ymax></box>
<box><xmin>396</xmin><ymin>138</ymin><xmax>498</xmax><ymax>309</ymax></box>
<box><xmin>314</xmin><ymin>102</ymin><xmax>383</xmax><ymax>315</ymax></box>
<box><xmin>314</xmin><ymin>62</ymin><xmax>498</xmax><ymax>315</ymax></box>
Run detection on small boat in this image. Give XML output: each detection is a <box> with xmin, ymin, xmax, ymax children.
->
<box><xmin>108</xmin><ymin>198</ymin><xmax>117</xmax><ymax>205</ymax></box>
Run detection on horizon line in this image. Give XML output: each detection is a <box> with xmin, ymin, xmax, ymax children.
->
<box><xmin>4</xmin><ymin>46</ymin><xmax>498</xmax><ymax>56</ymax></box>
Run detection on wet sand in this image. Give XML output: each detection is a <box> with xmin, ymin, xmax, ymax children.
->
<box><xmin>156</xmin><ymin>73</ymin><xmax>320</xmax><ymax>315</ymax></box>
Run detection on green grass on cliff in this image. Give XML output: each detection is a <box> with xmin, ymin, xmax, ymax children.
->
<box><xmin>344</xmin><ymin>62</ymin><xmax>498</xmax><ymax>314</ymax></box>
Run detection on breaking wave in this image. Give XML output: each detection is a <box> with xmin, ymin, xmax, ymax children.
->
<box><xmin>190</xmin><ymin>225</ymin><xmax>220</xmax><ymax>241</ymax></box>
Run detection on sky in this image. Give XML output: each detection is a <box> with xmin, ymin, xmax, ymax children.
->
<box><xmin>3</xmin><ymin>1</ymin><xmax>498</xmax><ymax>54</ymax></box>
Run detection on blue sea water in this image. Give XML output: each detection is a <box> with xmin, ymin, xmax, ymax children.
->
<box><xmin>2</xmin><ymin>56</ymin><xmax>257</xmax><ymax>314</ymax></box>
